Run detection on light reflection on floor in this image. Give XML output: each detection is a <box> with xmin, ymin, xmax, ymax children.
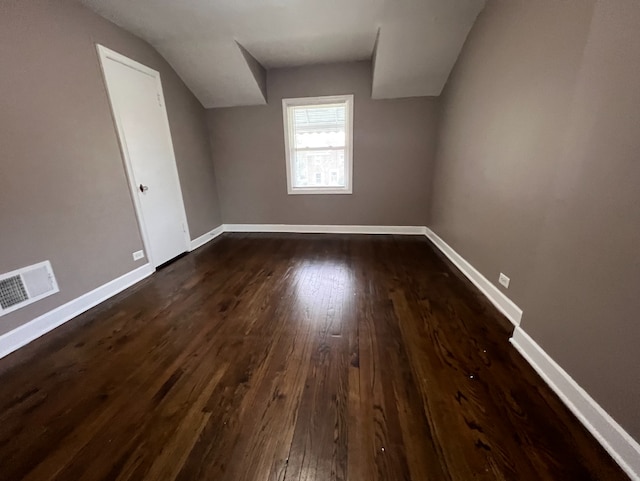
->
<box><xmin>289</xmin><ymin>258</ymin><xmax>356</xmax><ymax>329</ymax></box>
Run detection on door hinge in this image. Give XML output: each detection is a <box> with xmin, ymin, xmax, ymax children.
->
<box><xmin>157</xmin><ymin>93</ymin><xmax>163</xmax><ymax>107</ymax></box>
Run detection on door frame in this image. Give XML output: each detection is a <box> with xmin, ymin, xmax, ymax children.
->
<box><xmin>96</xmin><ymin>44</ymin><xmax>191</xmax><ymax>268</ymax></box>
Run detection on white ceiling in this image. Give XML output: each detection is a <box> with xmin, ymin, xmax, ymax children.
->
<box><xmin>81</xmin><ymin>0</ymin><xmax>485</xmax><ymax>108</ymax></box>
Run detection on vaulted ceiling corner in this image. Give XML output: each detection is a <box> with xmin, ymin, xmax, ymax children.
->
<box><xmin>237</xmin><ymin>42</ymin><xmax>268</xmax><ymax>104</ymax></box>
<box><xmin>372</xmin><ymin>2</ymin><xmax>485</xmax><ymax>99</ymax></box>
<box><xmin>153</xmin><ymin>38</ymin><xmax>268</xmax><ymax>108</ymax></box>
<box><xmin>80</xmin><ymin>0</ymin><xmax>487</xmax><ymax>107</ymax></box>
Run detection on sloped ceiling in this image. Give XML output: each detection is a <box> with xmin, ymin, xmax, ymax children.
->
<box><xmin>80</xmin><ymin>0</ymin><xmax>485</xmax><ymax>108</ymax></box>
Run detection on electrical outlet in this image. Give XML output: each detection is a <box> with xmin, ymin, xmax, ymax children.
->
<box><xmin>132</xmin><ymin>250</ymin><xmax>145</xmax><ymax>261</ymax></box>
<box><xmin>498</xmin><ymin>273</ymin><xmax>510</xmax><ymax>289</ymax></box>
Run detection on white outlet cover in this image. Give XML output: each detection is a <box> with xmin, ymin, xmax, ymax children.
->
<box><xmin>133</xmin><ymin>250</ymin><xmax>145</xmax><ymax>261</ymax></box>
<box><xmin>499</xmin><ymin>273</ymin><xmax>510</xmax><ymax>289</ymax></box>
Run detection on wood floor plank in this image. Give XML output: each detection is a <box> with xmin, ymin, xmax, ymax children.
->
<box><xmin>0</xmin><ymin>233</ymin><xmax>629</xmax><ymax>481</ymax></box>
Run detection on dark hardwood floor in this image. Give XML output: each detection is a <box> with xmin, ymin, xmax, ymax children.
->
<box><xmin>0</xmin><ymin>234</ymin><xmax>628</xmax><ymax>480</ymax></box>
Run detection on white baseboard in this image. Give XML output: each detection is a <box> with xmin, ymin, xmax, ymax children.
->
<box><xmin>424</xmin><ymin>227</ymin><xmax>523</xmax><ymax>326</ymax></box>
<box><xmin>223</xmin><ymin>224</ymin><xmax>427</xmax><ymax>235</ymax></box>
<box><xmin>190</xmin><ymin>225</ymin><xmax>224</xmax><ymax>251</ymax></box>
<box><xmin>0</xmin><ymin>263</ymin><xmax>154</xmax><ymax>361</ymax></box>
<box><xmin>0</xmin><ymin>224</ymin><xmax>418</xmax><ymax>360</ymax></box>
<box><xmin>1</xmin><ymin>225</ymin><xmax>636</xmax><ymax>479</ymax></box>
<box><xmin>511</xmin><ymin>327</ymin><xmax>640</xmax><ymax>480</ymax></box>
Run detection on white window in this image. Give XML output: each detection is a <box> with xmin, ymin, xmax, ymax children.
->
<box><xmin>282</xmin><ymin>94</ymin><xmax>353</xmax><ymax>195</ymax></box>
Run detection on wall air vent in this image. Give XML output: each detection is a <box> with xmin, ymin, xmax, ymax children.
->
<box><xmin>0</xmin><ymin>261</ymin><xmax>59</xmax><ymax>316</ymax></box>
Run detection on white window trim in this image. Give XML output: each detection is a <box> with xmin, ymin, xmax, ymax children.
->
<box><xmin>282</xmin><ymin>94</ymin><xmax>354</xmax><ymax>195</ymax></box>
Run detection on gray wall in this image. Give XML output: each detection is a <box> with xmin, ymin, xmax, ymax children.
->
<box><xmin>0</xmin><ymin>0</ymin><xmax>222</xmax><ymax>336</ymax></box>
<box><xmin>207</xmin><ymin>62</ymin><xmax>438</xmax><ymax>226</ymax></box>
<box><xmin>430</xmin><ymin>0</ymin><xmax>640</xmax><ymax>439</ymax></box>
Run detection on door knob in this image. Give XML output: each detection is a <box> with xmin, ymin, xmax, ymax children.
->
<box><xmin>139</xmin><ymin>184</ymin><xmax>149</xmax><ymax>193</ymax></box>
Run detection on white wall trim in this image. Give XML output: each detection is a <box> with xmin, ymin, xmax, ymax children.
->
<box><xmin>282</xmin><ymin>94</ymin><xmax>354</xmax><ymax>195</ymax></box>
<box><xmin>223</xmin><ymin>224</ymin><xmax>427</xmax><ymax>235</ymax></box>
<box><xmin>0</xmin><ymin>264</ymin><xmax>154</xmax><ymax>361</ymax></box>
<box><xmin>0</xmin><ymin>224</ymin><xmax>421</xmax><ymax>360</ymax></box>
<box><xmin>2</xmin><ymin>225</ymin><xmax>636</xmax><ymax>480</ymax></box>
<box><xmin>190</xmin><ymin>225</ymin><xmax>225</xmax><ymax>251</ymax></box>
<box><xmin>511</xmin><ymin>326</ymin><xmax>640</xmax><ymax>480</ymax></box>
<box><xmin>424</xmin><ymin>227</ymin><xmax>523</xmax><ymax>326</ymax></box>
<box><xmin>425</xmin><ymin>225</ymin><xmax>640</xmax><ymax>477</ymax></box>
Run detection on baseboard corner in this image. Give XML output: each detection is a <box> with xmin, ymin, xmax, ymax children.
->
<box><xmin>190</xmin><ymin>225</ymin><xmax>224</xmax><ymax>251</ymax></box>
<box><xmin>423</xmin><ymin>227</ymin><xmax>523</xmax><ymax>327</ymax></box>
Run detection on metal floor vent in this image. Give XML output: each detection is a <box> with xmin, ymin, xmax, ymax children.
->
<box><xmin>0</xmin><ymin>261</ymin><xmax>59</xmax><ymax>316</ymax></box>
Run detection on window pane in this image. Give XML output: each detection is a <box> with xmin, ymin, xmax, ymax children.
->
<box><xmin>292</xmin><ymin>104</ymin><xmax>345</xmax><ymax>141</ymax></box>
<box><xmin>284</xmin><ymin>96</ymin><xmax>352</xmax><ymax>194</ymax></box>
<box><xmin>293</xmin><ymin>149</ymin><xmax>345</xmax><ymax>188</ymax></box>
<box><xmin>290</xmin><ymin>103</ymin><xmax>347</xmax><ymax>189</ymax></box>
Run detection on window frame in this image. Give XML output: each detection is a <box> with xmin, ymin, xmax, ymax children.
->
<box><xmin>282</xmin><ymin>94</ymin><xmax>354</xmax><ymax>195</ymax></box>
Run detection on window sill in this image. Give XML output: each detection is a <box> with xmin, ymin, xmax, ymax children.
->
<box><xmin>287</xmin><ymin>188</ymin><xmax>353</xmax><ymax>195</ymax></box>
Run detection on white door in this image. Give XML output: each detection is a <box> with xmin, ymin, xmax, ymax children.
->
<box><xmin>97</xmin><ymin>45</ymin><xmax>190</xmax><ymax>268</ymax></box>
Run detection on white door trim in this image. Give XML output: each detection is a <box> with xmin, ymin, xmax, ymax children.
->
<box><xmin>96</xmin><ymin>44</ymin><xmax>191</xmax><ymax>267</ymax></box>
